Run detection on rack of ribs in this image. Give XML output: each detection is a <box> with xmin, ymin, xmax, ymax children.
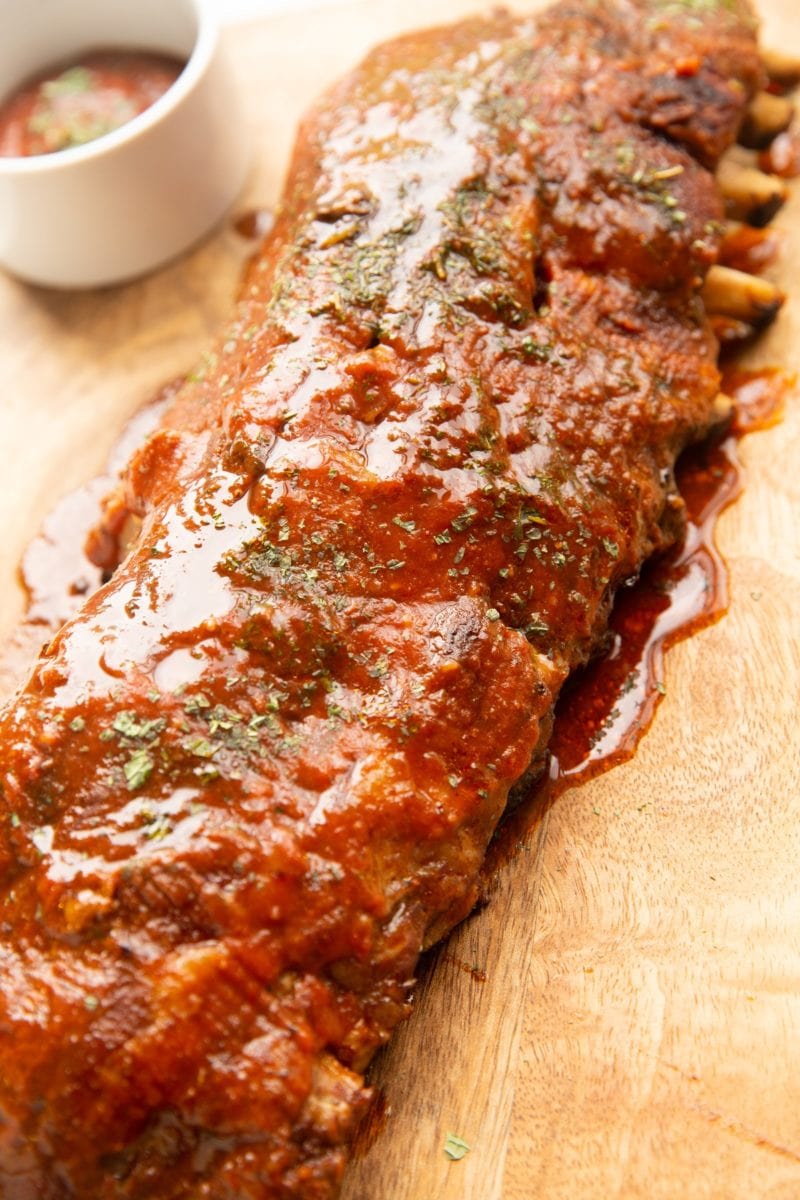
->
<box><xmin>0</xmin><ymin>0</ymin><xmax>783</xmax><ymax>1195</ymax></box>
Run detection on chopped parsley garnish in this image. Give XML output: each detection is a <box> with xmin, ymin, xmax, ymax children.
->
<box><xmin>392</xmin><ymin>516</ymin><xmax>417</xmax><ymax>533</ymax></box>
<box><xmin>124</xmin><ymin>749</ymin><xmax>154</xmax><ymax>791</ymax></box>
<box><xmin>182</xmin><ymin>736</ymin><xmax>218</xmax><ymax>759</ymax></box>
<box><xmin>444</xmin><ymin>1133</ymin><xmax>471</xmax><ymax>1161</ymax></box>
<box><xmin>112</xmin><ymin>711</ymin><xmax>166</xmax><ymax>741</ymax></box>
<box><xmin>520</xmin><ymin>336</ymin><xmax>552</xmax><ymax>362</ymax></box>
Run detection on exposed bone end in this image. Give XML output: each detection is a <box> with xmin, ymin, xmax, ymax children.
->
<box><xmin>717</xmin><ymin>156</ymin><xmax>789</xmax><ymax>226</ymax></box>
<box><xmin>762</xmin><ymin>47</ymin><xmax>800</xmax><ymax>89</ymax></box>
<box><xmin>712</xmin><ymin>393</ymin><xmax>735</xmax><ymax>425</ymax></box>
<box><xmin>702</xmin><ymin>264</ymin><xmax>785</xmax><ymax>327</ymax></box>
<box><xmin>739</xmin><ymin>91</ymin><xmax>795</xmax><ymax>150</ymax></box>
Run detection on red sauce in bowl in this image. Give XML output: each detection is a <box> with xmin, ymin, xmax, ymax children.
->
<box><xmin>0</xmin><ymin>50</ymin><xmax>185</xmax><ymax>158</ymax></box>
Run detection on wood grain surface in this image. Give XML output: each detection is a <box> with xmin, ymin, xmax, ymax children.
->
<box><xmin>1</xmin><ymin>2</ymin><xmax>799</xmax><ymax>1197</ymax></box>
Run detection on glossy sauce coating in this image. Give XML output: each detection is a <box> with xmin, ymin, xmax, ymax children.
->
<box><xmin>0</xmin><ymin>2</ymin><xmax>763</xmax><ymax>1197</ymax></box>
<box><xmin>0</xmin><ymin>51</ymin><xmax>184</xmax><ymax>158</ymax></box>
<box><xmin>16</xmin><ymin>369</ymin><xmax>788</xmax><ymax>872</ymax></box>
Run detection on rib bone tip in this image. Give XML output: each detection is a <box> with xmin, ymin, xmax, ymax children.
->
<box><xmin>703</xmin><ymin>264</ymin><xmax>785</xmax><ymax>326</ymax></box>
<box><xmin>717</xmin><ymin>158</ymin><xmax>789</xmax><ymax>227</ymax></box>
<box><xmin>739</xmin><ymin>91</ymin><xmax>795</xmax><ymax>150</ymax></box>
<box><xmin>712</xmin><ymin>393</ymin><xmax>734</xmax><ymax>423</ymax></box>
<box><xmin>762</xmin><ymin>48</ymin><xmax>800</xmax><ymax>88</ymax></box>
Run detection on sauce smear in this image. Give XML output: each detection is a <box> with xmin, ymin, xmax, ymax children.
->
<box><xmin>21</xmin><ymin>383</ymin><xmax>180</xmax><ymax>630</ymax></box>
<box><xmin>0</xmin><ymin>51</ymin><xmax>184</xmax><ymax>158</ymax></box>
<box><xmin>548</xmin><ymin>366</ymin><xmax>790</xmax><ymax>788</ymax></box>
<box><xmin>485</xmin><ymin>366</ymin><xmax>792</xmax><ymax>869</ymax></box>
<box><xmin>0</xmin><ymin>383</ymin><xmax>180</xmax><ymax>700</ymax></box>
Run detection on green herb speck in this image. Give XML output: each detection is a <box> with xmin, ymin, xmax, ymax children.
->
<box><xmin>182</xmin><ymin>736</ymin><xmax>218</xmax><ymax>759</ymax></box>
<box><xmin>444</xmin><ymin>1133</ymin><xmax>471</xmax><ymax>1161</ymax></box>
<box><xmin>113</xmin><ymin>711</ymin><xmax>165</xmax><ymax>741</ymax></box>
<box><xmin>124</xmin><ymin>749</ymin><xmax>154</xmax><ymax>791</ymax></box>
<box><xmin>392</xmin><ymin>516</ymin><xmax>417</xmax><ymax>533</ymax></box>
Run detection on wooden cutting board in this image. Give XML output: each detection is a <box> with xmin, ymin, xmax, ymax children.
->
<box><xmin>1</xmin><ymin>2</ymin><xmax>799</xmax><ymax>1196</ymax></box>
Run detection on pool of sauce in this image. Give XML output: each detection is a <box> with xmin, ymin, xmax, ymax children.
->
<box><xmin>484</xmin><ymin>365</ymin><xmax>792</xmax><ymax>872</ymax></box>
<box><xmin>0</xmin><ymin>50</ymin><xmax>184</xmax><ymax>158</ymax></box>
<box><xmin>0</xmin><ymin>383</ymin><xmax>179</xmax><ymax>700</ymax></box>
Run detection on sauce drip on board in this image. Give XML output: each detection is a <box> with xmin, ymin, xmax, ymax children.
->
<box><xmin>483</xmin><ymin>365</ymin><xmax>792</xmax><ymax>872</ymax></box>
<box><xmin>0</xmin><ymin>51</ymin><xmax>184</xmax><ymax>158</ymax></box>
<box><xmin>0</xmin><ymin>385</ymin><xmax>179</xmax><ymax>700</ymax></box>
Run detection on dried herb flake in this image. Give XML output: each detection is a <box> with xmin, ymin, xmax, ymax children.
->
<box><xmin>444</xmin><ymin>1133</ymin><xmax>471</xmax><ymax>1161</ymax></box>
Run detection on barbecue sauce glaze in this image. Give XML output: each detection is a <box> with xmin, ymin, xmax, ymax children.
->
<box><xmin>0</xmin><ymin>2</ymin><xmax>771</xmax><ymax>1196</ymax></box>
<box><xmin>10</xmin><ymin>369</ymin><xmax>789</xmax><ymax>817</ymax></box>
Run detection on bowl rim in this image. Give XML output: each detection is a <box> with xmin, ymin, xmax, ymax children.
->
<box><xmin>0</xmin><ymin>0</ymin><xmax>217</xmax><ymax>176</ymax></box>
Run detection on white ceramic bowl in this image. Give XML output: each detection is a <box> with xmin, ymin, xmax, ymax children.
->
<box><xmin>0</xmin><ymin>0</ymin><xmax>250</xmax><ymax>288</ymax></box>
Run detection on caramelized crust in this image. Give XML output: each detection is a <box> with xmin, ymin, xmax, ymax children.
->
<box><xmin>0</xmin><ymin>2</ymin><xmax>761</xmax><ymax>1196</ymax></box>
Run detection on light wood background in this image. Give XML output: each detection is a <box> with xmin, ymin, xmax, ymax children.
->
<box><xmin>1</xmin><ymin>2</ymin><xmax>799</xmax><ymax>1196</ymax></box>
